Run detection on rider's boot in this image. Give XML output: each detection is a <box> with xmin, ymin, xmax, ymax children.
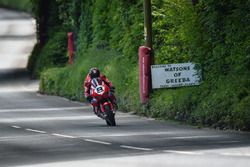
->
<box><xmin>93</xmin><ymin>106</ymin><xmax>102</xmax><ymax>117</ymax></box>
<box><xmin>112</xmin><ymin>100</ymin><xmax>118</xmax><ymax>110</ymax></box>
<box><xmin>93</xmin><ymin>106</ymin><xmax>97</xmax><ymax>115</ymax></box>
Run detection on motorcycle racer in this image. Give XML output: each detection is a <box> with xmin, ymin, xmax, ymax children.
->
<box><xmin>83</xmin><ymin>67</ymin><xmax>118</xmax><ymax>113</ymax></box>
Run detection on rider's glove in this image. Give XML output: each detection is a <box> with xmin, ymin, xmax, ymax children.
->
<box><xmin>91</xmin><ymin>98</ymin><xmax>98</xmax><ymax>104</ymax></box>
<box><xmin>86</xmin><ymin>96</ymin><xmax>92</xmax><ymax>103</ymax></box>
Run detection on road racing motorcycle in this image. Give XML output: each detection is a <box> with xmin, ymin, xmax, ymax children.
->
<box><xmin>90</xmin><ymin>78</ymin><xmax>116</xmax><ymax>126</ymax></box>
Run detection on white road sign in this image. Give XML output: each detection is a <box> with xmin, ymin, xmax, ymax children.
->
<box><xmin>151</xmin><ymin>63</ymin><xmax>202</xmax><ymax>89</ymax></box>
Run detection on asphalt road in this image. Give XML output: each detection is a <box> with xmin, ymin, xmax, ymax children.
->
<box><xmin>0</xmin><ymin>8</ymin><xmax>250</xmax><ymax>167</ymax></box>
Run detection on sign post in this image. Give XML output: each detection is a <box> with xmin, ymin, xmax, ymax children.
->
<box><xmin>139</xmin><ymin>46</ymin><xmax>151</xmax><ymax>104</ymax></box>
<box><xmin>68</xmin><ymin>32</ymin><xmax>74</xmax><ymax>65</ymax></box>
<box><xmin>138</xmin><ymin>0</ymin><xmax>153</xmax><ymax>106</ymax></box>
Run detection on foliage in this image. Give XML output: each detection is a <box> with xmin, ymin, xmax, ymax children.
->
<box><xmin>152</xmin><ymin>0</ymin><xmax>196</xmax><ymax>64</ymax></box>
<box><xmin>28</xmin><ymin>0</ymin><xmax>67</xmax><ymax>76</ymax></box>
<box><xmin>33</xmin><ymin>30</ymin><xmax>68</xmax><ymax>76</ymax></box>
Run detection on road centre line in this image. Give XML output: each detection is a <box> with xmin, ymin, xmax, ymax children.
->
<box><xmin>25</xmin><ymin>128</ymin><xmax>47</xmax><ymax>134</ymax></box>
<box><xmin>52</xmin><ymin>133</ymin><xmax>77</xmax><ymax>139</ymax></box>
<box><xmin>51</xmin><ymin>134</ymin><xmax>112</xmax><ymax>146</ymax></box>
<box><xmin>84</xmin><ymin>139</ymin><xmax>112</xmax><ymax>145</ymax></box>
<box><xmin>0</xmin><ymin>106</ymin><xmax>91</xmax><ymax>112</ymax></box>
<box><xmin>120</xmin><ymin>145</ymin><xmax>153</xmax><ymax>151</ymax></box>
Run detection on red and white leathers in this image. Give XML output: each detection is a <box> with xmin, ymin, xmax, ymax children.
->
<box><xmin>84</xmin><ymin>73</ymin><xmax>117</xmax><ymax>108</ymax></box>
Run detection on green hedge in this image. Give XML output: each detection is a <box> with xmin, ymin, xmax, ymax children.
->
<box><xmin>31</xmin><ymin>0</ymin><xmax>250</xmax><ymax>130</ymax></box>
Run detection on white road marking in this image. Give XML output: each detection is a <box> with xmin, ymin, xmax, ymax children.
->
<box><xmin>11</xmin><ymin>125</ymin><xmax>21</xmax><ymax>129</ymax></box>
<box><xmin>84</xmin><ymin>139</ymin><xmax>112</xmax><ymax>145</ymax></box>
<box><xmin>25</xmin><ymin>128</ymin><xmax>47</xmax><ymax>134</ymax></box>
<box><xmin>0</xmin><ymin>106</ymin><xmax>91</xmax><ymax>113</ymax></box>
<box><xmin>120</xmin><ymin>145</ymin><xmax>153</xmax><ymax>151</ymax></box>
<box><xmin>52</xmin><ymin>133</ymin><xmax>77</xmax><ymax>139</ymax></box>
<box><xmin>164</xmin><ymin>150</ymin><xmax>204</xmax><ymax>155</ymax></box>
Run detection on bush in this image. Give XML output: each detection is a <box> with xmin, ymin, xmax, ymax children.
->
<box><xmin>232</xmin><ymin>96</ymin><xmax>250</xmax><ymax>130</ymax></box>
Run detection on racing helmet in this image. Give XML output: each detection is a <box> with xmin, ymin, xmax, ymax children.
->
<box><xmin>89</xmin><ymin>67</ymin><xmax>100</xmax><ymax>79</ymax></box>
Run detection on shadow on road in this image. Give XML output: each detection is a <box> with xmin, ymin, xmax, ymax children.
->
<box><xmin>0</xmin><ymin>34</ymin><xmax>36</xmax><ymax>40</ymax></box>
<box><xmin>0</xmin><ymin>8</ymin><xmax>31</xmax><ymax>20</ymax></box>
<box><xmin>0</xmin><ymin>68</ymin><xmax>29</xmax><ymax>83</ymax></box>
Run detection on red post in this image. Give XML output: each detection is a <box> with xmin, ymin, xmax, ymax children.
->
<box><xmin>139</xmin><ymin>46</ymin><xmax>151</xmax><ymax>104</ymax></box>
<box><xmin>68</xmin><ymin>32</ymin><xmax>74</xmax><ymax>64</ymax></box>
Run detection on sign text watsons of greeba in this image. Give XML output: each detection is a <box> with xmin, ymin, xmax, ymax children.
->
<box><xmin>151</xmin><ymin>63</ymin><xmax>202</xmax><ymax>89</ymax></box>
